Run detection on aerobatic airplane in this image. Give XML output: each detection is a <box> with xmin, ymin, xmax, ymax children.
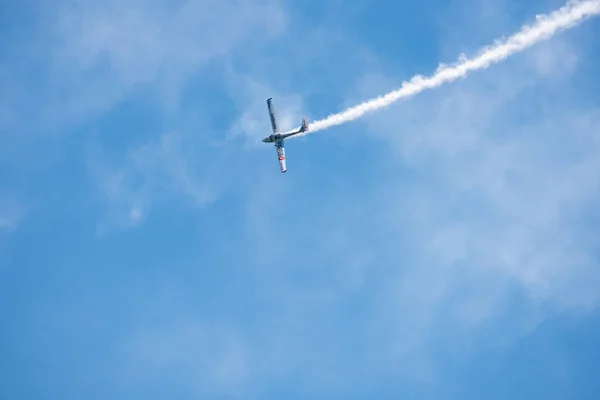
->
<box><xmin>262</xmin><ymin>97</ymin><xmax>308</xmax><ymax>173</ymax></box>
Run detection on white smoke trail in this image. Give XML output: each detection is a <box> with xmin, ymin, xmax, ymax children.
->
<box><xmin>290</xmin><ymin>0</ymin><xmax>600</xmax><ymax>138</ymax></box>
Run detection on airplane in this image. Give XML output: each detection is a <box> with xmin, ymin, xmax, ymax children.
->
<box><xmin>262</xmin><ymin>97</ymin><xmax>308</xmax><ymax>173</ymax></box>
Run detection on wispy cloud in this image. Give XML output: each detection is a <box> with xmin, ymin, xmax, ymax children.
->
<box><xmin>2</xmin><ymin>0</ymin><xmax>599</xmax><ymax>397</ymax></box>
<box><xmin>0</xmin><ymin>0</ymin><xmax>288</xmax><ymax>135</ymax></box>
<box><xmin>0</xmin><ymin>197</ymin><xmax>25</xmax><ymax>232</ymax></box>
<box><xmin>121</xmin><ymin>319</ymin><xmax>252</xmax><ymax>397</ymax></box>
<box><xmin>1</xmin><ymin>0</ymin><xmax>292</xmax><ymax>230</ymax></box>
<box><xmin>338</xmin><ymin>29</ymin><xmax>600</xmax><ymax>377</ymax></box>
<box><xmin>87</xmin><ymin>128</ymin><xmax>229</xmax><ymax>232</ymax></box>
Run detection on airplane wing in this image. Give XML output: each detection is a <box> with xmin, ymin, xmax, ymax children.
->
<box><xmin>275</xmin><ymin>140</ymin><xmax>286</xmax><ymax>173</ymax></box>
<box><xmin>267</xmin><ymin>98</ymin><xmax>279</xmax><ymax>134</ymax></box>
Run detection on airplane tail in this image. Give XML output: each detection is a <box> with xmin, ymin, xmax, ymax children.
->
<box><xmin>300</xmin><ymin>117</ymin><xmax>308</xmax><ymax>132</ymax></box>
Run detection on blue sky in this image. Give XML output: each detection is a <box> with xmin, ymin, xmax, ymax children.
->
<box><xmin>1</xmin><ymin>0</ymin><xmax>600</xmax><ymax>398</ymax></box>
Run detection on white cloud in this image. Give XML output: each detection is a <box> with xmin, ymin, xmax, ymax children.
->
<box><xmin>0</xmin><ymin>0</ymin><xmax>288</xmax><ymax>134</ymax></box>
<box><xmin>20</xmin><ymin>0</ymin><xmax>291</xmax><ymax>231</ymax></box>
<box><xmin>54</xmin><ymin>0</ymin><xmax>286</xmax><ymax>86</ymax></box>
